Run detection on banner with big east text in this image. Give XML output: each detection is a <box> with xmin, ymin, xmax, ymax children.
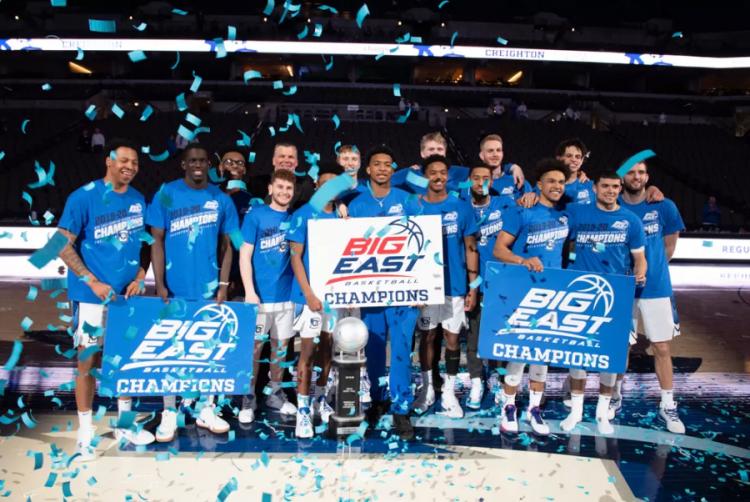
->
<box><xmin>100</xmin><ymin>297</ymin><xmax>257</xmax><ymax>397</ymax></box>
<box><xmin>478</xmin><ymin>263</ymin><xmax>635</xmax><ymax>373</ymax></box>
<box><xmin>308</xmin><ymin>215</ymin><xmax>445</xmax><ymax>308</ymax></box>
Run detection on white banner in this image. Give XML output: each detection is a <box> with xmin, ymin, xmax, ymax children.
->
<box><xmin>308</xmin><ymin>215</ymin><xmax>445</xmax><ymax>308</ymax></box>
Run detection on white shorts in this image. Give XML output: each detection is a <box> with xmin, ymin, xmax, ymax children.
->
<box><xmin>630</xmin><ymin>297</ymin><xmax>677</xmax><ymax>344</ymax></box>
<box><xmin>256</xmin><ymin>302</ymin><xmax>295</xmax><ymax>341</ymax></box>
<box><xmin>418</xmin><ymin>296</ymin><xmax>467</xmax><ymax>333</ymax></box>
<box><xmin>293</xmin><ymin>304</ymin><xmax>340</xmax><ymax>338</ymax></box>
<box><xmin>73</xmin><ymin>302</ymin><xmax>107</xmax><ymax>348</ymax></box>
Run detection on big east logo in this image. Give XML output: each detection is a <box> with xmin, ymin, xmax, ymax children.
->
<box><xmin>501</xmin><ymin>274</ymin><xmax>615</xmax><ymax>345</ymax></box>
<box><xmin>327</xmin><ymin>218</ymin><xmax>426</xmax><ymax>285</ymax></box>
<box><xmin>121</xmin><ymin>304</ymin><xmax>239</xmax><ymax>372</ymax></box>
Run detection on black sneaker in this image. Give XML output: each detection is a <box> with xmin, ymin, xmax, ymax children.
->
<box><xmin>365</xmin><ymin>400</ymin><xmax>391</xmax><ymax>428</ymax></box>
<box><xmin>393</xmin><ymin>413</ymin><xmax>414</xmax><ymax>441</ymax></box>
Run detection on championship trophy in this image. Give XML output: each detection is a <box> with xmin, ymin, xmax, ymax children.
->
<box><xmin>328</xmin><ymin>317</ymin><xmax>369</xmax><ymax>438</ymax></box>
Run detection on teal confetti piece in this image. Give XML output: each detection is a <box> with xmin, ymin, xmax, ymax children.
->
<box><xmin>319</xmin><ymin>4</ymin><xmax>338</xmax><ymax>13</ymax></box>
<box><xmin>51</xmin><ymin>0</ymin><xmax>67</xmax><ymax>6</ymax></box>
<box><xmin>22</xmin><ymin>191</ymin><xmax>33</xmax><ymax>208</ymax></box>
<box><xmin>313</xmin><ymin>24</ymin><xmax>323</xmax><ymax>37</ymax></box>
<box><xmin>84</xmin><ymin>104</ymin><xmax>97</xmax><ymax>120</ymax></box>
<box><xmin>21</xmin><ymin>119</ymin><xmax>30</xmax><ymax>134</ymax></box>
<box><xmin>128</xmin><ymin>50</ymin><xmax>146</xmax><ymax>62</ymax></box>
<box><xmin>29</xmin><ymin>231</ymin><xmax>68</xmax><ymax>269</ymax></box>
<box><xmin>282</xmin><ymin>85</ymin><xmax>298</xmax><ymax>96</ymax></box>
<box><xmin>227</xmin><ymin>180</ymin><xmax>246</xmax><ymax>190</ymax></box>
<box><xmin>672</xmin><ymin>31</ymin><xmax>683</xmax><ymax>38</ymax></box>
<box><xmin>44</xmin><ymin>472</ymin><xmax>57</xmax><ymax>487</ymax></box>
<box><xmin>433</xmin><ymin>252</ymin><xmax>443</xmax><ymax>266</ymax></box>
<box><xmin>75</xmin><ymin>47</ymin><xmax>84</xmax><ymax>60</ymax></box>
<box><xmin>172</xmin><ymin>8</ymin><xmax>188</xmax><ymax>15</ymax></box>
<box><xmin>177</xmin><ymin>124</ymin><xmax>194</xmax><ymax>142</ymax></box>
<box><xmin>175</xmin><ymin>92</ymin><xmax>187</xmax><ymax>111</ymax></box>
<box><xmin>228</xmin><ymin>25</ymin><xmax>237</xmax><ymax>40</ymax></box>
<box><xmin>212</xmin><ymin>38</ymin><xmax>227</xmax><ymax>58</ymax></box>
<box><xmin>217</xmin><ymin>477</ymin><xmax>238</xmax><ymax>501</ymax></box>
<box><xmin>139</xmin><ymin>104</ymin><xmax>153</xmax><ymax>122</ymax></box>
<box><xmin>260</xmin><ymin>451</ymin><xmax>270</xmax><ymax>467</ymax></box>
<box><xmin>268</xmin><ymin>126</ymin><xmax>276</xmax><ymax>137</ymax></box>
<box><xmin>111</xmin><ymin>103</ymin><xmax>125</xmax><ymax>118</ymax></box>
<box><xmin>43</xmin><ymin>210</ymin><xmax>55</xmax><ymax>225</ymax></box>
<box><xmin>450</xmin><ymin>31</ymin><xmax>458</xmax><ymax>48</ymax></box>
<box><xmin>356</xmin><ymin>3</ymin><xmax>370</xmax><ymax>28</ymax></box>
<box><xmin>616</xmin><ymin>149</ymin><xmax>656</xmax><ymax>177</ymax></box>
<box><xmin>263</xmin><ymin>0</ymin><xmax>275</xmax><ymax>16</ymax></box>
<box><xmin>21</xmin><ymin>411</ymin><xmax>37</xmax><ymax>429</ymax></box>
<box><xmin>406</xmin><ymin>170</ymin><xmax>428</xmax><ymax>188</ymax></box>
<box><xmin>208</xmin><ymin>167</ymin><xmax>225</xmax><ymax>184</ymax></box>
<box><xmin>393</xmin><ymin>83</ymin><xmax>401</xmax><ymax>97</ymax></box>
<box><xmin>702</xmin><ymin>240</ymin><xmax>713</xmax><ymax>248</ymax></box>
<box><xmin>244</xmin><ymin>70</ymin><xmax>262</xmax><ymax>83</ymax></box>
<box><xmin>273</xmin><ymin>80</ymin><xmax>283</xmax><ymax>90</ymax></box>
<box><xmin>324</xmin><ymin>55</ymin><xmax>334</xmax><ymax>70</ymax></box>
<box><xmin>171</xmin><ymin>51</ymin><xmax>180</xmax><ymax>70</ymax></box>
<box><xmin>309</xmin><ymin>174</ymin><xmax>354</xmax><ymax>212</ymax></box>
<box><xmin>41</xmin><ymin>83</ymin><xmax>52</xmax><ymax>91</ymax></box>
<box><xmin>155</xmin><ymin>452</ymin><xmax>170</xmax><ymax>461</ymax></box>
<box><xmin>149</xmin><ymin>150</ymin><xmax>170</xmax><ymax>162</ymax></box>
<box><xmin>27</xmin><ymin>450</ymin><xmax>43</xmax><ymax>470</ymax></box>
<box><xmin>297</xmin><ymin>25</ymin><xmax>309</xmax><ymax>39</ymax></box>
<box><xmin>332</xmin><ymin>114</ymin><xmax>340</xmax><ymax>130</ymax></box>
<box><xmin>88</xmin><ymin>19</ymin><xmax>116</xmax><ymax>33</ymax></box>
<box><xmin>26</xmin><ymin>286</ymin><xmax>38</xmax><ymax>301</ymax></box>
<box><xmin>438</xmin><ymin>0</ymin><xmax>449</xmax><ymax>8</ymax></box>
<box><xmin>236</xmin><ymin>129</ymin><xmax>252</xmax><ymax>147</ymax></box>
<box><xmin>87</xmin><ymin>476</ymin><xmax>97</xmax><ymax>486</ymax></box>
<box><xmin>0</xmin><ymin>151</ymin><xmax>4</xmax><ymax>161</ymax></box>
<box><xmin>190</xmin><ymin>71</ymin><xmax>202</xmax><ymax>93</ymax></box>
<box><xmin>469</xmin><ymin>276</ymin><xmax>483</xmax><ymax>289</ymax></box>
<box><xmin>185</xmin><ymin>113</ymin><xmax>201</xmax><ymax>126</ymax></box>
<box><xmin>133</xmin><ymin>22</ymin><xmax>147</xmax><ymax>31</ymax></box>
<box><xmin>396</xmin><ymin>107</ymin><xmax>411</xmax><ymax>123</ymax></box>
<box><xmin>262</xmin><ymin>493</ymin><xmax>272</xmax><ymax>502</ymax></box>
<box><xmin>497</xmin><ymin>36</ymin><xmax>508</xmax><ymax>45</ymax></box>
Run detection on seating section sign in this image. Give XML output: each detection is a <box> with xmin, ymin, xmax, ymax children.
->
<box><xmin>308</xmin><ymin>215</ymin><xmax>445</xmax><ymax>308</ymax></box>
<box><xmin>101</xmin><ymin>297</ymin><xmax>257</xmax><ymax>397</ymax></box>
<box><xmin>478</xmin><ymin>263</ymin><xmax>635</xmax><ymax>373</ymax></box>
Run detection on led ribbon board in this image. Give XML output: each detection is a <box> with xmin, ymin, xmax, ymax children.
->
<box><xmin>4</xmin><ymin>38</ymin><xmax>750</xmax><ymax>69</ymax></box>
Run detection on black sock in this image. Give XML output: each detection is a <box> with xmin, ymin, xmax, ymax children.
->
<box><xmin>445</xmin><ymin>349</ymin><xmax>460</xmax><ymax>375</ymax></box>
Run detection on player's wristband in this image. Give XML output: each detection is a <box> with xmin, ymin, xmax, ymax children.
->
<box><xmin>218</xmin><ymin>281</ymin><xmax>230</xmax><ymax>286</ymax></box>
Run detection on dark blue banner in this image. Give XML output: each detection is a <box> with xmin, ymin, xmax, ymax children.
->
<box><xmin>478</xmin><ymin>263</ymin><xmax>635</xmax><ymax>373</ymax></box>
<box><xmin>101</xmin><ymin>297</ymin><xmax>257</xmax><ymax>396</ymax></box>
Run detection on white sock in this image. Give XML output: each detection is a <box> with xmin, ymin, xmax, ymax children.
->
<box><xmin>163</xmin><ymin>396</ymin><xmax>176</xmax><ymax>410</ymax></box>
<box><xmin>443</xmin><ymin>375</ymin><xmax>456</xmax><ymax>395</ymax></box>
<box><xmin>596</xmin><ymin>395</ymin><xmax>612</xmax><ymax>419</ymax></box>
<box><xmin>502</xmin><ymin>392</ymin><xmax>516</xmax><ymax>407</ymax></box>
<box><xmin>421</xmin><ymin>371</ymin><xmax>433</xmax><ymax>387</ymax></box>
<box><xmin>570</xmin><ymin>393</ymin><xmax>584</xmax><ymax>417</ymax></box>
<box><xmin>613</xmin><ymin>378</ymin><xmax>624</xmax><ymax>400</ymax></box>
<box><xmin>529</xmin><ymin>390</ymin><xmax>543</xmax><ymax>409</ymax></box>
<box><xmin>660</xmin><ymin>389</ymin><xmax>675</xmax><ymax>409</ymax></box>
<box><xmin>298</xmin><ymin>394</ymin><xmax>310</xmax><ymax>410</ymax></box>
<box><xmin>470</xmin><ymin>378</ymin><xmax>482</xmax><ymax>394</ymax></box>
<box><xmin>118</xmin><ymin>398</ymin><xmax>132</xmax><ymax>418</ymax></box>
<box><xmin>78</xmin><ymin>410</ymin><xmax>92</xmax><ymax>430</ymax></box>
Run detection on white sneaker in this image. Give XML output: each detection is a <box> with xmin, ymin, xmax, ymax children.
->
<box><xmin>438</xmin><ymin>390</ymin><xmax>464</xmax><ymax>419</ymax></box>
<box><xmin>115</xmin><ymin>427</ymin><xmax>155</xmax><ymax>446</ymax></box>
<box><xmin>466</xmin><ymin>378</ymin><xmax>483</xmax><ymax>410</ymax></box>
<box><xmin>607</xmin><ymin>396</ymin><xmax>622</xmax><ymax>421</ymax></box>
<box><xmin>360</xmin><ymin>368</ymin><xmax>372</xmax><ymax>405</ymax></box>
<box><xmin>500</xmin><ymin>404</ymin><xmax>518</xmax><ymax>432</ymax></box>
<box><xmin>156</xmin><ymin>410</ymin><xmax>177</xmax><ymax>442</ymax></box>
<box><xmin>560</xmin><ymin>411</ymin><xmax>582</xmax><ymax>432</ymax></box>
<box><xmin>295</xmin><ymin>408</ymin><xmax>313</xmax><ymax>438</ymax></box>
<box><xmin>238</xmin><ymin>408</ymin><xmax>255</xmax><ymax>424</ymax></box>
<box><xmin>413</xmin><ymin>384</ymin><xmax>435</xmax><ymax>414</ymax></box>
<box><xmin>197</xmin><ymin>404</ymin><xmax>230</xmax><ymax>434</ymax></box>
<box><xmin>596</xmin><ymin>415</ymin><xmax>614</xmax><ymax>435</ymax></box>
<box><xmin>526</xmin><ymin>407</ymin><xmax>550</xmax><ymax>436</ymax></box>
<box><xmin>265</xmin><ymin>390</ymin><xmax>298</xmax><ymax>416</ymax></box>
<box><xmin>314</xmin><ymin>396</ymin><xmax>335</xmax><ymax>423</ymax></box>
<box><xmin>659</xmin><ymin>406</ymin><xmax>686</xmax><ymax>434</ymax></box>
<box><xmin>74</xmin><ymin>427</ymin><xmax>96</xmax><ymax>462</ymax></box>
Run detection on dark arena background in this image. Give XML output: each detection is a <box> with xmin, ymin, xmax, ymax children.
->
<box><xmin>0</xmin><ymin>1</ymin><xmax>749</xmax><ymax>500</ymax></box>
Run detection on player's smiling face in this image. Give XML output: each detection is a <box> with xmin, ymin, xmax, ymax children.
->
<box><xmin>420</xmin><ymin>140</ymin><xmax>446</xmax><ymax>158</ymax></box>
<box><xmin>479</xmin><ymin>139</ymin><xmax>503</xmax><ymax>168</ymax></box>
<box><xmin>424</xmin><ymin>161</ymin><xmax>449</xmax><ymax>194</ymax></box>
<box><xmin>220</xmin><ymin>151</ymin><xmax>246</xmax><ymax>179</ymax></box>
<box><xmin>559</xmin><ymin>146</ymin><xmax>584</xmax><ymax>173</ymax></box>
<box><xmin>594</xmin><ymin>177</ymin><xmax>622</xmax><ymax>205</ymax></box>
<box><xmin>269</xmin><ymin>179</ymin><xmax>294</xmax><ymax>207</ymax></box>
<box><xmin>469</xmin><ymin>166</ymin><xmax>491</xmax><ymax>197</ymax></box>
<box><xmin>338</xmin><ymin>151</ymin><xmax>361</xmax><ymax>174</ymax></box>
<box><xmin>106</xmin><ymin>146</ymin><xmax>139</xmax><ymax>187</ymax></box>
<box><xmin>538</xmin><ymin>170</ymin><xmax>566</xmax><ymax>204</ymax></box>
<box><xmin>182</xmin><ymin>148</ymin><xmax>210</xmax><ymax>185</ymax></box>
<box><xmin>367</xmin><ymin>153</ymin><xmax>393</xmax><ymax>185</ymax></box>
<box><xmin>272</xmin><ymin>145</ymin><xmax>298</xmax><ymax>172</ymax></box>
<box><xmin>623</xmin><ymin>162</ymin><xmax>649</xmax><ymax>193</ymax></box>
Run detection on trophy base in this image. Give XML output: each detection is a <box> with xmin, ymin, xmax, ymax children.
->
<box><xmin>328</xmin><ymin>414</ymin><xmax>366</xmax><ymax>438</ymax></box>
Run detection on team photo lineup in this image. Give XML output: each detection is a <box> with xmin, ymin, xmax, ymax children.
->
<box><xmin>57</xmin><ymin>127</ymin><xmax>688</xmax><ymax>459</ymax></box>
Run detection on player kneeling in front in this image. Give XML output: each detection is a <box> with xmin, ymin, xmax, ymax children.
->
<box><xmin>493</xmin><ymin>159</ymin><xmax>571</xmax><ymax>435</ymax></box>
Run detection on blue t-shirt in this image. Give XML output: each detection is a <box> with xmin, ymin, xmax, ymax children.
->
<box><xmin>348</xmin><ymin>185</ymin><xmax>420</xmax><ymax>217</ymax></box>
<box><xmin>240</xmin><ymin>204</ymin><xmax>293</xmax><ymax>303</ymax></box>
<box><xmin>415</xmin><ymin>195</ymin><xmax>479</xmax><ymax>296</ymax></box>
<box><xmin>287</xmin><ymin>203</ymin><xmax>338</xmax><ymax>304</ymax></box>
<box><xmin>620</xmin><ymin>198</ymin><xmax>684</xmax><ymax>299</ymax></box>
<box><xmin>146</xmin><ymin>180</ymin><xmax>239</xmax><ymax>300</ymax></box>
<box><xmin>471</xmin><ymin>196</ymin><xmax>513</xmax><ymax>291</ymax></box>
<box><xmin>563</xmin><ymin>179</ymin><xmax>595</xmax><ymax>206</ymax></box>
<box><xmin>502</xmin><ymin>204</ymin><xmax>569</xmax><ymax>269</ymax></box>
<box><xmin>492</xmin><ymin>175</ymin><xmax>532</xmax><ymax>200</ymax></box>
<box><xmin>392</xmin><ymin>165</ymin><xmax>487</xmax><ymax>195</ymax></box>
<box><xmin>567</xmin><ymin>204</ymin><xmax>646</xmax><ymax>276</ymax></box>
<box><xmin>58</xmin><ymin>179</ymin><xmax>146</xmax><ymax>304</ymax></box>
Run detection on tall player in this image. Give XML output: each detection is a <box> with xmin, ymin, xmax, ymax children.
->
<box><xmin>492</xmin><ymin>159</ymin><xmax>571</xmax><ymax>435</ymax></box>
<box><xmin>560</xmin><ymin>172</ymin><xmax>647</xmax><ymax>435</ymax></box>
<box><xmin>414</xmin><ymin>154</ymin><xmax>479</xmax><ymax>418</ymax></box>
<box><xmin>148</xmin><ymin>143</ymin><xmax>239</xmax><ymax>441</ymax></box>
<box><xmin>238</xmin><ymin>169</ymin><xmax>298</xmax><ymax>424</ymax></box>
<box><xmin>287</xmin><ymin>162</ymin><xmax>347</xmax><ymax>438</ymax></box>
<box><xmin>463</xmin><ymin>163</ymin><xmax>513</xmax><ymax>410</ymax></box>
<box><xmin>348</xmin><ymin>146</ymin><xmax>422</xmax><ymax>440</ymax></box>
<box><xmin>57</xmin><ymin>139</ymin><xmax>154</xmax><ymax>460</ymax></box>
<box><xmin>618</xmin><ymin>161</ymin><xmax>686</xmax><ymax>433</ymax></box>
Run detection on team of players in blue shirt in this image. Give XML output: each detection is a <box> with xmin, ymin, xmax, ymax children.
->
<box><xmin>57</xmin><ymin>132</ymin><xmax>685</xmax><ymax>458</ymax></box>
